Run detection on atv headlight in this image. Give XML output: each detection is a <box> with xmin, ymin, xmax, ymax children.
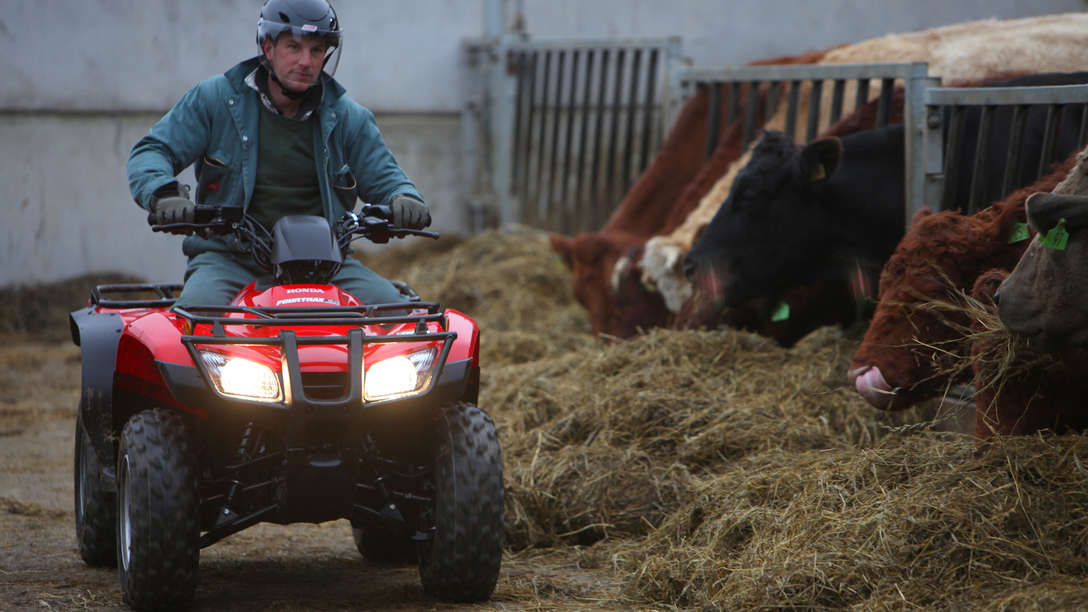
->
<box><xmin>365</xmin><ymin>349</ymin><xmax>436</xmax><ymax>401</ymax></box>
<box><xmin>200</xmin><ymin>351</ymin><xmax>282</xmax><ymax>402</ymax></box>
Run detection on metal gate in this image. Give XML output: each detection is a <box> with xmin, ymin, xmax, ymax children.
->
<box><xmin>463</xmin><ymin>36</ymin><xmax>684</xmax><ymax>233</ymax></box>
<box><xmin>922</xmin><ymin>83</ymin><xmax>1088</xmax><ymax>215</ymax></box>
<box><xmin>674</xmin><ymin>63</ymin><xmax>935</xmax><ymax>226</ymax></box>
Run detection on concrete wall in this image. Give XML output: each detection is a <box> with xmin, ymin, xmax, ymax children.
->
<box><xmin>2</xmin><ymin>0</ymin><xmax>1086</xmax><ymax>286</ymax></box>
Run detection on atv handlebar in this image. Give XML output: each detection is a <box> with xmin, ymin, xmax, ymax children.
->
<box><xmin>150</xmin><ymin>204</ymin><xmax>439</xmax><ymax>243</ymax></box>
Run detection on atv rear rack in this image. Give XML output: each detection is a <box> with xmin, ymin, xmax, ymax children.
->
<box><xmin>90</xmin><ymin>283</ymin><xmax>183</xmax><ymax>309</ymax></box>
<box><xmin>172</xmin><ymin>304</ymin><xmax>458</xmax><ymax>409</ymax></box>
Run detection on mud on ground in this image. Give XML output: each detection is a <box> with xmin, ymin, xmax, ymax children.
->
<box><xmin>2</xmin><ymin>229</ymin><xmax>1087</xmax><ymax>610</ymax></box>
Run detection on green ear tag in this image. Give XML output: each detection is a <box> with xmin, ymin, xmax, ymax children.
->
<box><xmin>771</xmin><ymin>301</ymin><xmax>790</xmax><ymax>322</ymax></box>
<box><xmin>1008</xmin><ymin>222</ymin><xmax>1030</xmax><ymax>244</ymax></box>
<box><xmin>1042</xmin><ymin>218</ymin><xmax>1069</xmax><ymax>250</ymax></box>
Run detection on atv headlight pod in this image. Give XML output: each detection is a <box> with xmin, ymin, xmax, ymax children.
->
<box><xmin>365</xmin><ymin>348</ymin><xmax>436</xmax><ymax>401</ymax></box>
<box><xmin>199</xmin><ymin>351</ymin><xmax>282</xmax><ymax>402</ymax></box>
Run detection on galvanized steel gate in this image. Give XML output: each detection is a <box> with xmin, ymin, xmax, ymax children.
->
<box><xmin>467</xmin><ymin>41</ymin><xmax>1088</xmax><ymax>234</ymax></box>
<box><xmin>464</xmin><ymin>36</ymin><xmax>683</xmax><ymax>233</ymax></box>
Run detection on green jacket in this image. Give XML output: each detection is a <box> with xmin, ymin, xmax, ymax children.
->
<box><xmin>127</xmin><ymin>57</ymin><xmax>423</xmax><ymax>256</ymax></box>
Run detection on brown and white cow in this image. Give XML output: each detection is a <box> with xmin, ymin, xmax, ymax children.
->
<box><xmin>850</xmin><ymin>151</ymin><xmax>1083</xmax><ymax>412</ymax></box>
<box><xmin>550</xmin><ymin>49</ymin><xmax>830</xmax><ymax>337</ymax></box>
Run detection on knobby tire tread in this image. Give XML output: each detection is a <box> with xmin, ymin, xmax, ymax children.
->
<box><xmin>75</xmin><ymin>414</ymin><xmax>117</xmax><ymax>567</ymax></box>
<box><xmin>419</xmin><ymin>402</ymin><xmax>504</xmax><ymax>602</ymax></box>
<box><xmin>118</xmin><ymin>409</ymin><xmax>200</xmax><ymax>611</ymax></box>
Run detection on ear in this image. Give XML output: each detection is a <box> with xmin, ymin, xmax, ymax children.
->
<box><xmin>549</xmin><ymin>233</ymin><xmax>575</xmax><ymax>270</ymax></box>
<box><xmin>800</xmin><ymin>138</ymin><xmax>842</xmax><ymax>183</ymax></box>
<box><xmin>1025</xmin><ymin>192</ymin><xmax>1088</xmax><ymax>233</ymax></box>
<box><xmin>261</xmin><ymin>37</ymin><xmax>274</xmax><ymax>60</ymax></box>
<box><xmin>800</xmin><ymin>138</ymin><xmax>839</xmax><ymax>182</ymax></box>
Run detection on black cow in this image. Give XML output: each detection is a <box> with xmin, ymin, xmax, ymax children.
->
<box><xmin>683</xmin><ymin>72</ymin><xmax>1088</xmax><ymax>321</ymax></box>
<box><xmin>683</xmin><ymin>125</ymin><xmax>905</xmax><ymax>310</ymax></box>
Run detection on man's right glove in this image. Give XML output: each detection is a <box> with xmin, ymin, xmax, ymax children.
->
<box><xmin>148</xmin><ymin>184</ymin><xmax>195</xmax><ymax>235</ymax></box>
<box><xmin>389</xmin><ymin>195</ymin><xmax>431</xmax><ymax>229</ymax></box>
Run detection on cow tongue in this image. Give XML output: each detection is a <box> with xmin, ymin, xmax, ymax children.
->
<box><xmin>853</xmin><ymin>365</ymin><xmax>897</xmax><ymax>409</ymax></box>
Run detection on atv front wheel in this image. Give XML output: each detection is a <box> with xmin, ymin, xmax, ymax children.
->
<box><xmin>351</xmin><ymin>522</ymin><xmax>417</xmax><ymax>565</ymax></box>
<box><xmin>117</xmin><ymin>409</ymin><xmax>200</xmax><ymax>610</ymax></box>
<box><xmin>74</xmin><ymin>412</ymin><xmax>116</xmax><ymax>566</ymax></box>
<box><xmin>418</xmin><ymin>402</ymin><xmax>504</xmax><ymax>602</ymax></box>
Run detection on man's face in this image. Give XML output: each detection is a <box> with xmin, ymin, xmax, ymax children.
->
<box><xmin>263</xmin><ymin>34</ymin><xmax>329</xmax><ymax>92</ymax></box>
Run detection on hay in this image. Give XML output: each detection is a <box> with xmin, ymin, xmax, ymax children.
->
<box><xmin>0</xmin><ymin>272</ymin><xmax>142</xmax><ymax>341</ymax></box>
<box><xmin>614</xmin><ymin>434</ymin><xmax>1088</xmax><ymax>609</ymax></box>
<box><xmin>487</xmin><ymin>325</ymin><xmax>941</xmax><ymax>551</ymax></box>
<box><xmin>7</xmin><ymin>228</ymin><xmax>1088</xmax><ymax>608</ymax></box>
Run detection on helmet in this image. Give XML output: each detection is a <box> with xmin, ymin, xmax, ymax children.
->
<box><xmin>256</xmin><ymin>0</ymin><xmax>342</xmax><ymax>77</ymax></box>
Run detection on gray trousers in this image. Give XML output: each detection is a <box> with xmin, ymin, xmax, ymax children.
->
<box><xmin>177</xmin><ymin>251</ymin><xmax>404</xmax><ymax>307</ymax></box>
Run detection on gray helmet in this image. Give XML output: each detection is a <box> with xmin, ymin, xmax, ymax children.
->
<box><xmin>256</xmin><ymin>0</ymin><xmax>342</xmax><ymax>76</ymax></box>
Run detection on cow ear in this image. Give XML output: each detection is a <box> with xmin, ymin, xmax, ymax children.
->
<box><xmin>1026</xmin><ymin>192</ymin><xmax>1088</xmax><ymax>233</ymax></box>
<box><xmin>800</xmin><ymin>138</ymin><xmax>843</xmax><ymax>183</ymax></box>
<box><xmin>549</xmin><ymin>233</ymin><xmax>575</xmax><ymax>270</ymax></box>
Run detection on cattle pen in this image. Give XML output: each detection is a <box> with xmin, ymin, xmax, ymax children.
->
<box><xmin>468</xmin><ymin>41</ymin><xmax>1088</xmax><ymax>233</ymax></box>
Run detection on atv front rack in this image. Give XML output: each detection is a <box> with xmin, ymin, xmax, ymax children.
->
<box><xmin>172</xmin><ymin>302</ymin><xmax>457</xmax><ymax>409</ymax></box>
<box><xmin>91</xmin><ymin>283</ymin><xmax>183</xmax><ymax>309</ymax></box>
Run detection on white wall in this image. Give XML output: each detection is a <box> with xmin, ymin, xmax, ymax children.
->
<box><xmin>2</xmin><ymin>0</ymin><xmax>1086</xmax><ymax>286</ymax></box>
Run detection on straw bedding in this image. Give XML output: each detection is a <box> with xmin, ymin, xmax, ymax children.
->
<box><xmin>7</xmin><ymin>228</ymin><xmax>1087</xmax><ymax>608</ymax></box>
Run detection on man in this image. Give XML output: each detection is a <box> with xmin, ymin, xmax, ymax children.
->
<box><xmin>127</xmin><ymin>0</ymin><xmax>429</xmax><ymax>306</ymax></box>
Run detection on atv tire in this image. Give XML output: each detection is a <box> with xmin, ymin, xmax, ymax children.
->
<box><xmin>351</xmin><ymin>522</ymin><xmax>417</xmax><ymax>565</ymax></box>
<box><xmin>117</xmin><ymin>409</ymin><xmax>200</xmax><ymax>611</ymax></box>
<box><xmin>418</xmin><ymin>402</ymin><xmax>503</xmax><ymax>602</ymax></box>
<box><xmin>74</xmin><ymin>412</ymin><xmax>116</xmax><ymax>567</ymax></box>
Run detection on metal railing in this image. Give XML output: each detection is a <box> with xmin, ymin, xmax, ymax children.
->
<box><xmin>675</xmin><ymin>63</ymin><xmax>935</xmax><ymax>227</ymax></box>
<box><xmin>922</xmin><ymin>83</ymin><xmax>1088</xmax><ymax>215</ymax></box>
<box><xmin>467</xmin><ymin>42</ymin><xmax>1088</xmax><ymax>234</ymax></box>
<box><xmin>464</xmin><ymin>36</ymin><xmax>683</xmax><ymax>234</ymax></box>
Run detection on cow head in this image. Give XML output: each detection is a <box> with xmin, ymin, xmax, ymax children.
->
<box><xmin>683</xmin><ymin>131</ymin><xmax>845</xmax><ymax>310</ymax></box>
<box><xmin>850</xmin><ymin>206</ymin><xmax>1029</xmax><ymax>411</ymax></box>
<box><xmin>549</xmin><ymin>230</ymin><xmax>646</xmax><ymax>337</ymax></box>
<box><xmin>996</xmin><ymin>192</ymin><xmax>1088</xmax><ymax>350</ymax></box>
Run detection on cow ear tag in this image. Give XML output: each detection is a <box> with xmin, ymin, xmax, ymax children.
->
<box><xmin>1042</xmin><ymin>218</ymin><xmax>1069</xmax><ymax>250</ymax></box>
<box><xmin>1007</xmin><ymin>222</ymin><xmax>1030</xmax><ymax>244</ymax></box>
<box><xmin>810</xmin><ymin>163</ymin><xmax>827</xmax><ymax>182</ymax></box>
<box><xmin>770</xmin><ymin>301</ymin><xmax>790</xmax><ymax>322</ymax></box>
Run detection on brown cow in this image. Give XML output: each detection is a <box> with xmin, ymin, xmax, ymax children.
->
<box><xmin>550</xmin><ymin>49</ymin><xmax>829</xmax><ymax>337</ymax></box>
<box><xmin>850</xmin><ymin>153</ymin><xmax>1081</xmax><ymax>411</ymax></box>
<box><xmin>969</xmin><ymin>269</ymin><xmax>1088</xmax><ymax>439</ymax></box>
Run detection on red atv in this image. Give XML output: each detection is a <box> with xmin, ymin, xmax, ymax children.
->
<box><xmin>70</xmin><ymin>205</ymin><xmax>503</xmax><ymax>610</ymax></box>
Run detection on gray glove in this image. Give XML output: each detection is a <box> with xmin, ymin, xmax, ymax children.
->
<box><xmin>389</xmin><ymin>195</ymin><xmax>431</xmax><ymax>229</ymax></box>
<box><xmin>149</xmin><ymin>184</ymin><xmax>195</xmax><ymax>234</ymax></box>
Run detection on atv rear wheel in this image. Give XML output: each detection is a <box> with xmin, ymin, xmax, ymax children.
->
<box><xmin>117</xmin><ymin>409</ymin><xmax>200</xmax><ymax>611</ymax></box>
<box><xmin>351</xmin><ymin>522</ymin><xmax>417</xmax><ymax>565</ymax></box>
<box><xmin>74</xmin><ymin>412</ymin><xmax>116</xmax><ymax>566</ymax></box>
<box><xmin>418</xmin><ymin>402</ymin><xmax>503</xmax><ymax>602</ymax></box>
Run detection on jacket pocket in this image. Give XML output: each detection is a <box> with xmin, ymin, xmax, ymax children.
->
<box><xmin>332</xmin><ymin>164</ymin><xmax>359</xmax><ymax>211</ymax></box>
<box><xmin>196</xmin><ymin>153</ymin><xmax>231</xmax><ymax>204</ymax></box>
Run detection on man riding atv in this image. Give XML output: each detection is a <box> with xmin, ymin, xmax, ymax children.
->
<box><xmin>127</xmin><ymin>0</ymin><xmax>431</xmax><ymax>305</ymax></box>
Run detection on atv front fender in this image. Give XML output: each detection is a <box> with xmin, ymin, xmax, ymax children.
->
<box><xmin>70</xmin><ymin>307</ymin><xmax>122</xmax><ymax>477</ymax></box>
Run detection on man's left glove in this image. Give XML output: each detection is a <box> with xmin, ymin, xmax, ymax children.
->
<box><xmin>389</xmin><ymin>195</ymin><xmax>431</xmax><ymax>229</ymax></box>
<box><xmin>148</xmin><ymin>184</ymin><xmax>195</xmax><ymax>235</ymax></box>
